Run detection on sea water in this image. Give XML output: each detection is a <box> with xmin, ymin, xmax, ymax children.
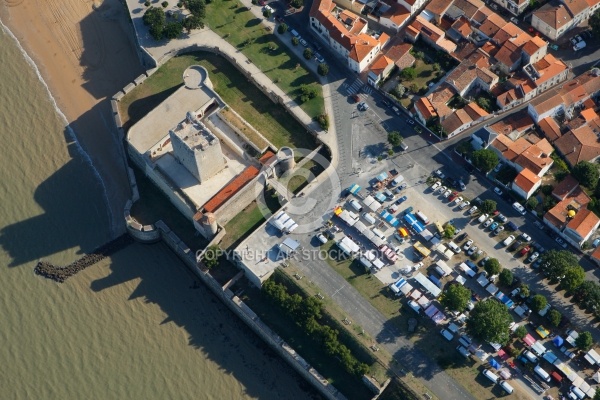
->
<box><xmin>0</xmin><ymin>28</ymin><xmax>315</xmax><ymax>400</ymax></box>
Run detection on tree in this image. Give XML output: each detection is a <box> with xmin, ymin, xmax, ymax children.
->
<box><xmin>400</xmin><ymin>67</ymin><xmax>417</xmax><ymax>80</ymax></box>
<box><xmin>184</xmin><ymin>0</ymin><xmax>206</xmax><ymax>18</ymax></box>
<box><xmin>499</xmin><ymin>269</ymin><xmax>514</xmax><ymax>287</ymax></box>
<box><xmin>303</xmin><ymin>48</ymin><xmax>313</xmax><ymax>60</ymax></box>
<box><xmin>409</xmin><ymin>83</ymin><xmax>419</xmax><ymax>93</ymax></box>
<box><xmin>317</xmin><ymin>114</ymin><xmax>329</xmax><ymax>130</ymax></box>
<box><xmin>480</xmin><ymin>199</ymin><xmax>497</xmax><ymax>214</ymax></box>
<box><xmin>263</xmin><ymin>8</ymin><xmax>272</xmax><ymax>18</ymax></box>
<box><xmin>317</xmin><ymin>63</ymin><xmax>329</xmax><ymax>76</ymax></box>
<box><xmin>590</xmin><ymin>10</ymin><xmax>600</xmax><ymax>41</ymax></box>
<box><xmin>541</xmin><ymin>250</ymin><xmax>579</xmax><ymax>282</ymax></box>
<box><xmin>573</xmin><ymin>160</ymin><xmax>599</xmax><ymax>189</ymax></box>
<box><xmin>547</xmin><ymin>309</ymin><xmax>562</xmax><ymax>327</ymax></box>
<box><xmin>526</xmin><ymin>196</ymin><xmax>539</xmax><ymax>210</ymax></box>
<box><xmin>393</xmin><ymin>84</ymin><xmax>406</xmax><ymax>98</ymax></box>
<box><xmin>530</xmin><ymin>294</ymin><xmax>547</xmax><ymax>313</ymax></box>
<box><xmin>466</xmin><ymin>299</ymin><xmax>513</xmax><ymax>345</ymax></box>
<box><xmin>485</xmin><ymin>258</ymin><xmax>501</xmax><ymax>276</ymax></box>
<box><xmin>514</xmin><ymin>325</ymin><xmax>527</xmax><ymax>340</ymax></box>
<box><xmin>143</xmin><ymin>6</ymin><xmax>165</xmax><ymax>26</ymax></box>
<box><xmin>519</xmin><ymin>283</ymin><xmax>530</xmax><ymax>298</ymax></box>
<box><xmin>388</xmin><ymin>131</ymin><xmax>402</xmax><ymax>147</ymax></box>
<box><xmin>441</xmin><ymin>284</ymin><xmax>472</xmax><ymax>311</ymax></box>
<box><xmin>476</xmin><ymin>97</ymin><xmax>491</xmax><ymax>112</ymax></box>
<box><xmin>182</xmin><ymin>15</ymin><xmax>204</xmax><ymax>32</ymax></box>
<box><xmin>290</xmin><ymin>0</ymin><xmax>303</xmax><ymax>8</ymax></box>
<box><xmin>471</xmin><ymin>148</ymin><xmax>499</xmax><ymax>173</ymax></box>
<box><xmin>432</xmin><ymin>63</ymin><xmax>441</xmax><ymax>71</ymax></box>
<box><xmin>163</xmin><ymin>22</ymin><xmax>183</xmax><ymax>39</ymax></box>
<box><xmin>291</xmin><ymin>37</ymin><xmax>299</xmax><ymax>46</ymax></box>
<box><xmin>576</xmin><ymin>331</ymin><xmax>594</xmax><ymax>352</ymax></box>
<box><xmin>574</xmin><ymin>281</ymin><xmax>600</xmax><ymax>311</ymax></box>
<box><xmin>562</xmin><ymin>266</ymin><xmax>586</xmax><ymax>292</ymax></box>
<box><xmin>202</xmin><ymin>245</ymin><xmax>221</xmax><ymax>269</ymax></box>
<box><xmin>277</xmin><ymin>22</ymin><xmax>288</xmax><ymax>34</ymax></box>
<box><xmin>444</xmin><ymin>224</ymin><xmax>456</xmax><ymax>238</ymax></box>
<box><xmin>594</xmin><ymin>389</ymin><xmax>600</xmax><ymax>400</ymax></box>
<box><xmin>300</xmin><ymin>85</ymin><xmax>318</xmax><ymax>102</ymax></box>
<box><xmin>162</xmin><ymin>1</ymin><xmax>169</xmax><ymax>7</ymax></box>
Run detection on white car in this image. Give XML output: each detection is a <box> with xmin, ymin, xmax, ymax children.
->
<box><xmin>316</xmin><ymin>233</ymin><xmax>328</xmax><ymax>244</ymax></box>
<box><xmin>494</xmin><ymin>187</ymin><xmax>503</xmax><ymax>196</ymax></box>
<box><xmin>483</xmin><ymin>218</ymin><xmax>493</xmax><ymax>228</ymax></box>
<box><xmin>478</xmin><ymin>213</ymin><xmax>489</xmax><ymax>223</ymax></box>
<box><xmin>503</xmin><ymin>235</ymin><xmax>516</xmax><ymax>246</ymax></box>
<box><xmin>468</xmin><ymin>206</ymin><xmax>478</xmax><ymax>215</ymax></box>
<box><xmin>443</xmin><ymin>190</ymin><xmax>452</xmax><ymax>198</ymax></box>
<box><xmin>493</xmin><ymin>225</ymin><xmax>504</xmax><ymax>236</ymax></box>
<box><xmin>463</xmin><ymin>240</ymin><xmax>474</xmax><ymax>251</ymax></box>
<box><xmin>453</xmin><ymin>196</ymin><xmax>463</xmax><ymax>205</ymax></box>
<box><xmin>513</xmin><ymin>202</ymin><xmax>526</xmax><ymax>215</ymax></box>
<box><xmin>527</xmin><ymin>252</ymin><xmax>540</xmax><ymax>262</ymax></box>
<box><xmin>467</xmin><ymin>246</ymin><xmax>478</xmax><ymax>256</ymax></box>
<box><xmin>459</xmin><ymin>201</ymin><xmax>470</xmax><ymax>210</ymax></box>
<box><xmin>435</xmin><ymin>169</ymin><xmax>445</xmax><ymax>179</ymax></box>
<box><xmin>521</xmin><ymin>233</ymin><xmax>531</xmax><ymax>241</ymax></box>
<box><xmin>431</xmin><ymin>181</ymin><xmax>441</xmax><ymax>190</ymax></box>
<box><xmin>436</xmin><ymin>185</ymin><xmax>446</xmax><ymax>194</ymax></box>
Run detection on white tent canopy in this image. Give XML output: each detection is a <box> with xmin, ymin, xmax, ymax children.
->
<box><xmin>414</xmin><ymin>273</ymin><xmax>441</xmax><ymax>298</ymax></box>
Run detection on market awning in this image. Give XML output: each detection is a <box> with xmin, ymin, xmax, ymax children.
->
<box><xmin>489</xmin><ymin>358</ymin><xmax>501</xmax><ymax>370</ymax></box>
<box><xmin>543</xmin><ymin>351</ymin><xmax>558</xmax><ymax>364</ymax></box>
<box><xmin>398</xmin><ymin>227</ymin><xmax>409</xmax><ymax>237</ymax></box>
<box><xmin>523</xmin><ymin>334</ymin><xmax>536</xmax><ymax>346</ymax></box>
<box><xmin>349</xmin><ymin>184</ymin><xmax>361</xmax><ymax>194</ymax></box>
<box><xmin>536</xmin><ymin>325</ymin><xmax>550</xmax><ymax>339</ymax></box>
<box><xmin>376</xmin><ymin>172</ymin><xmax>388</xmax><ymax>181</ymax></box>
<box><xmin>553</xmin><ymin>336</ymin><xmax>564</xmax><ymax>347</ymax></box>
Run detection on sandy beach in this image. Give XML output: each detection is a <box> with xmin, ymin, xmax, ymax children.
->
<box><xmin>0</xmin><ymin>0</ymin><xmax>144</xmax><ymax>235</ymax></box>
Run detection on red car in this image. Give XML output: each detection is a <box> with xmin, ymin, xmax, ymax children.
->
<box><xmin>448</xmin><ymin>191</ymin><xmax>459</xmax><ymax>201</ymax></box>
<box><xmin>351</xmin><ymin>94</ymin><xmax>360</xmax><ymax>103</ymax></box>
<box><xmin>519</xmin><ymin>246</ymin><xmax>530</xmax><ymax>256</ymax></box>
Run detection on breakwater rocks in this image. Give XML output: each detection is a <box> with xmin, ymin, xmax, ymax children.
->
<box><xmin>34</xmin><ymin>234</ymin><xmax>134</xmax><ymax>283</ymax></box>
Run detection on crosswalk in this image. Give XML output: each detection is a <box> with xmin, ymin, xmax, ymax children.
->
<box><xmin>343</xmin><ymin>78</ymin><xmax>372</xmax><ymax>96</ymax></box>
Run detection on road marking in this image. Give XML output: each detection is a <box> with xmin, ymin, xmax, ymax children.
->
<box><xmin>331</xmin><ymin>285</ymin><xmax>345</xmax><ymax>297</ymax></box>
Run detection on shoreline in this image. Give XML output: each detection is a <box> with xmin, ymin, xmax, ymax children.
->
<box><xmin>0</xmin><ymin>0</ymin><xmax>144</xmax><ymax>238</ymax></box>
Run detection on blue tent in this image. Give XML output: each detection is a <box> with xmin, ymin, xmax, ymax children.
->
<box><xmin>376</xmin><ymin>172</ymin><xmax>388</xmax><ymax>182</ymax></box>
<box><xmin>403</xmin><ymin>213</ymin><xmax>424</xmax><ymax>233</ymax></box>
<box><xmin>553</xmin><ymin>336</ymin><xmax>564</xmax><ymax>347</ymax></box>
<box><xmin>375</xmin><ymin>192</ymin><xmax>387</xmax><ymax>202</ymax></box>
<box><xmin>380</xmin><ymin>211</ymin><xmax>400</xmax><ymax>227</ymax></box>
<box><xmin>489</xmin><ymin>358</ymin><xmax>501</xmax><ymax>370</ymax></box>
<box><xmin>543</xmin><ymin>351</ymin><xmax>558</xmax><ymax>364</ymax></box>
<box><xmin>349</xmin><ymin>184</ymin><xmax>361</xmax><ymax>195</ymax></box>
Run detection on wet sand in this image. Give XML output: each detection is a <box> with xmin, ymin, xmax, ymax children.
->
<box><xmin>0</xmin><ymin>0</ymin><xmax>144</xmax><ymax>235</ymax></box>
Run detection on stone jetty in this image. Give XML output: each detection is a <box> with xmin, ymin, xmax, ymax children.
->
<box><xmin>34</xmin><ymin>234</ymin><xmax>134</xmax><ymax>283</ymax></box>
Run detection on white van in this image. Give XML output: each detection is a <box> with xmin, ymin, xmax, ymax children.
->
<box><xmin>349</xmin><ymin>199</ymin><xmax>363</xmax><ymax>212</ymax></box>
<box><xmin>392</xmin><ymin>175</ymin><xmax>405</xmax><ymax>186</ymax></box>
<box><xmin>534</xmin><ymin>365</ymin><xmax>551</xmax><ymax>382</ymax></box>
<box><xmin>400</xmin><ymin>142</ymin><xmax>409</xmax><ymax>151</ymax></box>
<box><xmin>523</xmin><ymin>350</ymin><xmax>538</xmax><ymax>363</ymax></box>
<box><xmin>416</xmin><ymin>211</ymin><xmax>429</xmax><ymax>224</ymax></box>
<box><xmin>362</xmin><ymin>212</ymin><xmax>376</xmax><ymax>225</ymax></box>
<box><xmin>570</xmin><ymin>386</ymin><xmax>586</xmax><ymax>399</ymax></box>
<box><xmin>503</xmin><ymin>235</ymin><xmax>515</xmax><ymax>246</ymax></box>
<box><xmin>372</xmin><ymin>228</ymin><xmax>386</xmax><ymax>241</ymax></box>
<box><xmin>482</xmin><ymin>369</ymin><xmax>499</xmax><ymax>384</ymax></box>
<box><xmin>499</xmin><ymin>381</ymin><xmax>514</xmax><ymax>394</ymax></box>
<box><xmin>448</xmin><ymin>241</ymin><xmax>461</xmax><ymax>254</ymax></box>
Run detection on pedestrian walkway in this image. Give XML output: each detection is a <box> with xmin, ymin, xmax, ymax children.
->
<box><xmin>343</xmin><ymin>78</ymin><xmax>370</xmax><ymax>96</ymax></box>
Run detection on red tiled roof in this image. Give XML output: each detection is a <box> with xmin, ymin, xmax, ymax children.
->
<box><xmin>369</xmin><ymin>54</ymin><xmax>394</xmax><ymax>76</ymax></box>
<box><xmin>566</xmin><ymin>207</ymin><xmax>600</xmax><ymax>238</ymax></box>
<box><xmin>514</xmin><ymin>168</ymin><xmax>541</xmax><ymax>192</ymax></box>
<box><xmin>259</xmin><ymin>150</ymin><xmax>276</xmax><ymax>164</ymax></box>
<box><xmin>538</xmin><ymin>116</ymin><xmax>562</xmax><ymax>142</ymax></box>
<box><xmin>552</xmin><ymin>175</ymin><xmax>579</xmax><ymax>200</ymax></box>
<box><xmin>514</xmin><ymin>139</ymin><xmax>554</xmax><ymax>175</ymax></box>
<box><xmin>415</xmin><ymin>97</ymin><xmax>438</xmax><ymax>120</ymax></box>
<box><xmin>581</xmin><ymin>108</ymin><xmax>599</xmax><ymax>122</ymax></box>
<box><xmin>554</xmin><ymin>124</ymin><xmax>600</xmax><ymax>166</ymax></box>
<box><xmin>533</xmin><ymin>3</ymin><xmax>572</xmax><ymax>30</ymax></box>
<box><xmin>203</xmin><ymin>165</ymin><xmax>260</xmax><ymax>213</ymax></box>
<box><xmin>563</xmin><ymin>0</ymin><xmax>589</xmax><ymax>17</ymax></box>
<box><xmin>544</xmin><ymin>186</ymin><xmax>590</xmax><ymax>228</ymax></box>
<box><xmin>522</xmin><ymin>36</ymin><xmax>547</xmax><ymax>56</ymax></box>
<box><xmin>531</xmin><ymin>54</ymin><xmax>568</xmax><ymax>88</ymax></box>
<box><xmin>441</xmin><ymin>109</ymin><xmax>473</xmax><ymax>134</ymax></box>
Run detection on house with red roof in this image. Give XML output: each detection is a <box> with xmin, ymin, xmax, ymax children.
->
<box><xmin>512</xmin><ymin>168</ymin><xmax>542</xmax><ymax>199</ymax></box>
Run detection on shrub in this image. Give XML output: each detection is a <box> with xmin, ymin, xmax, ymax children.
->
<box><xmin>163</xmin><ymin>22</ymin><xmax>183</xmax><ymax>39</ymax></box>
<box><xmin>303</xmin><ymin>48</ymin><xmax>313</xmax><ymax>60</ymax></box>
<box><xmin>263</xmin><ymin>8</ymin><xmax>272</xmax><ymax>18</ymax></box>
<box><xmin>388</xmin><ymin>131</ymin><xmax>402</xmax><ymax>147</ymax></box>
<box><xmin>393</xmin><ymin>84</ymin><xmax>406</xmax><ymax>98</ymax></box>
<box><xmin>291</xmin><ymin>37</ymin><xmax>299</xmax><ymax>46</ymax></box>
<box><xmin>299</xmin><ymin>85</ymin><xmax>318</xmax><ymax>102</ymax></box>
<box><xmin>317</xmin><ymin>63</ymin><xmax>329</xmax><ymax>76</ymax></box>
<box><xmin>277</xmin><ymin>23</ymin><xmax>288</xmax><ymax>34</ymax></box>
<box><xmin>145</xmin><ymin>1</ymin><xmax>151</xmax><ymax>6</ymax></box>
<box><xmin>290</xmin><ymin>0</ymin><xmax>303</xmax><ymax>7</ymax></box>
<box><xmin>317</xmin><ymin>114</ymin><xmax>329</xmax><ymax>130</ymax></box>
<box><xmin>526</xmin><ymin>197</ymin><xmax>539</xmax><ymax>210</ymax></box>
<box><xmin>400</xmin><ymin>67</ymin><xmax>417</xmax><ymax>80</ymax></box>
<box><xmin>548</xmin><ymin>309</ymin><xmax>562</xmax><ymax>327</ymax></box>
<box><xmin>162</xmin><ymin>1</ymin><xmax>169</xmax><ymax>7</ymax></box>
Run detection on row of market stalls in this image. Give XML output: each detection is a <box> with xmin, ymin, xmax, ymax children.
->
<box><xmin>521</xmin><ymin>332</ymin><xmax>597</xmax><ymax>397</ymax></box>
<box><xmin>270</xmin><ymin>211</ymin><xmax>298</xmax><ymax>233</ymax></box>
<box><xmin>389</xmin><ymin>274</ymin><xmax>448</xmax><ymax>325</ymax></box>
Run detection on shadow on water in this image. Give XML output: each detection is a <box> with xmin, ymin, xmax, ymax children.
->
<box><xmin>90</xmin><ymin>241</ymin><xmax>322</xmax><ymax>399</ymax></box>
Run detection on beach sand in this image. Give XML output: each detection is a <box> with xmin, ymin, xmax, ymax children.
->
<box><xmin>0</xmin><ymin>0</ymin><xmax>144</xmax><ymax>235</ymax></box>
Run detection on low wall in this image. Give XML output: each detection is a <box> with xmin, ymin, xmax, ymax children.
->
<box><xmin>124</xmin><ymin>199</ymin><xmax>161</xmax><ymax>243</ymax></box>
<box><xmin>212</xmin><ymin>175</ymin><xmax>264</xmax><ymax>226</ymax></box>
<box><xmin>156</xmin><ymin>222</ymin><xmax>345</xmax><ymax>400</ymax></box>
<box><xmin>215</xmin><ymin>108</ymin><xmax>275</xmax><ymax>154</ymax></box>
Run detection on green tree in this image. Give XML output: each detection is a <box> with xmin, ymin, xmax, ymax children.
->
<box><xmin>594</xmin><ymin>389</ymin><xmax>600</xmax><ymax>400</ymax></box>
<box><xmin>540</xmin><ymin>250</ymin><xmax>579</xmax><ymax>282</ymax></box>
<box><xmin>409</xmin><ymin>83</ymin><xmax>419</xmax><ymax>93</ymax></box>
<box><xmin>149</xmin><ymin>24</ymin><xmax>165</xmax><ymax>40</ymax></box>
<box><xmin>526</xmin><ymin>197</ymin><xmax>539</xmax><ymax>210</ymax></box>
<box><xmin>547</xmin><ymin>309</ymin><xmax>562</xmax><ymax>327</ymax></box>
<box><xmin>499</xmin><ymin>269</ymin><xmax>514</xmax><ymax>286</ymax></box>
<box><xmin>182</xmin><ymin>15</ymin><xmax>204</xmax><ymax>32</ymax></box>
<box><xmin>277</xmin><ymin>22</ymin><xmax>288</xmax><ymax>34</ymax></box>
<box><xmin>143</xmin><ymin>6</ymin><xmax>165</xmax><ymax>26</ymax></box>
<box><xmin>573</xmin><ymin>160</ymin><xmax>599</xmax><ymax>189</ymax></box>
<box><xmin>514</xmin><ymin>325</ymin><xmax>527</xmax><ymax>339</ymax></box>
<box><xmin>466</xmin><ymin>299</ymin><xmax>512</xmax><ymax>345</ymax></box>
<box><xmin>317</xmin><ymin>114</ymin><xmax>329</xmax><ymax>130</ymax></box>
<box><xmin>562</xmin><ymin>266</ymin><xmax>586</xmax><ymax>292</ymax></box>
<box><xmin>519</xmin><ymin>283</ymin><xmax>530</xmax><ymax>298</ymax></box>
<box><xmin>575</xmin><ymin>281</ymin><xmax>600</xmax><ymax>311</ymax></box>
<box><xmin>400</xmin><ymin>67</ymin><xmax>417</xmax><ymax>80</ymax></box>
<box><xmin>576</xmin><ymin>331</ymin><xmax>594</xmax><ymax>352</ymax></box>
<box><xmin>480</xmin><ymin>199</ymin><xmax>497</xmax><ymax>214</ymax></box>
<box><xmin>432</xmin><ymin>63</ymin><xmax>441</xmax><ymax>71</ymax></box>
<box><xmin>263</xmin><ymin>8</ymin><xmax>272</xmax><ymax>18</ymax></box>
<box><xmin>292</xmin><ymin>37</ymin><xmax>299</xmax><ymax>46</ymax></box>
<box><xmin>443</xmin><ymin>224</ymin><xmax>456</xmax><ymax>238</ymax></box>
<box><xmin>441</xmin><ymin>284</ymin><xmax>472</xmax><ymax>311</ymax></box>
<box><xmin>388</xmin><ymin>131</ymin><xmax>402</xmax><ymax>147</ymax></box>
<box><xmin>163</xmin><ymin>22</ymin><xmax>183</xmax><ymax>39</ymax></box>
<box><xmin>290</xmin><ymin>0</ymin><xmax>303</xmax><ymax>8</ymax></box>
<box><xmin>393</xmin><ymin>84</ymin><xmax>406</xmax><ymax>98</ymax></box>
<box><xmin>202</xmin><ymin>245</ymin><xmax>221</xmax><ymax>269</ymax></box>
<box><xmin>184</xmin><ymin>0</ymin><xmax>206</xmax><ymax>18</ymax></box>
<box><xmin>471</xmin><ymin>148</ymin><xmax>499</xmax><ymax>173</ymax></box>
<box><xmin>300</xmin><ymin>85</ymin><xmax>318</xmax><ymax>102</ymax></box>
<box><xmin>303</xmin><ymin>48</ymin><xmax>313</xmax><ymax>60</ymax></box>
<box><xmin>485</xmin><ymin>258</ymin><xmax>501</xmax><ymax>276</ymax></box>
<box><xmin>476</xmin><ymin>97</ymin><xmax>491</xmax><ymax>112</ymax></box>
<box><xmin>530</xmin><ymin>294</ymin><xmax>547</xmax><ymax>313</ymax></box>
<box><xmin>317</xmin><ymin>63</ymin><xmax>329</xmax><ymax>76</ymax></box>
<box><xmin>590</xmin><ymin>10</ymin><xmax>600</xmax><ymax>40</ymax></box>
<box><xmin>162</xmin><ymin>1</ymin><xmax>169</xmax><ymax>7</ymax></box>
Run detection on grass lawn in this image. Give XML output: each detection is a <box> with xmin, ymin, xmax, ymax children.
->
<box><xmin>238</xmin><ymin>277</ymin><xmax>375</xmax><ymax>400</ymax></box>
<box><xmin>119</xmin><ymin>52</ymin><xmax>317</xmax><ymax>150</ymax></box>
<box><xmin>219</xmin><ymin>189</ymin><xmax>281</xmax><ymax>249</ymax></box>
<box><xmin>399</xmin><ymin>59</ymin><xmax>444</xmax><ymax>94</ymax></box>
<box><xmin>205</xmin><ymin>0</ymin><xmax>324</xmax><ymax>119</ymax></box>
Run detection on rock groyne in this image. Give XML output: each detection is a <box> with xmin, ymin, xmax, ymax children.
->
<box><xmin>34</xmin><ymin>234</ymin><xmax>134</xmax><ymax>283</ymax></box>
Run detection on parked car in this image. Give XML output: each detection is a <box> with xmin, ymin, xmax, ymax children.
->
<box><xmin>509</xmin><ymin>240</ymin><xmax>523</xmax><ymax>251</ymax></box>
<box><xmin>468</xmin><ymin>206</ymin><xmax>478</xmax><ymax>215</ymax></box>
<box><xmin>494</xmin><ymin>187</ymin><xmax>503</xmax><ymax>196</ymax></box>
<box><xmin>555</xmin><ymin>236</ymin><xmax>568</xmax><ymax>248</ymax></box>
<box><xmin>316</xmin><ymin>233</ymin><xmax>328</xmax><ymax>244</ymax></box>
<box><xmin>453</xmin><ymin>196</ymin><xmax>463</xmax><ymax>205</ymax></box>
<box><xmin>299</xmin><ymin>38</ymin><xmax>308</xmax><ymax>47</ymax></box>
<box><xmin>434</xmin><ymin>169</ymin><xmax>445</xmax><ymax>179</ymax></box>
<box><xmin>389</xmin><ymin>204</ymin><xmax>399</xmax><ymax>213</ymax></box>
<box><xmin>503</xmin><ymin>235</ymin><xmax>516</xmax><ymax>246</ymax></box>
<box><xmin>521</xmin><ymin>233</ymin><xmax>531</xmax><ymax>242</ymax></box>
<box><xmin>351</xmin><ymin>94</ymin><xmax>360</xmax><ymax>103</ymax></box>
<box><xmin>527</xmin><ymin>252</ymin><xmax>540</xmax><ymax>262</ymax></box>
<box><xmin>460</xmin><ymin>200</ymin><xmax>470</xmax><ymax>210</ymax></box>
<box><xmin>449</xmin><ymin>192</ymin><xmax>459</xmax><ymax>202</ymax></box>
<box><xmin>506</xmin><ymin>221</ymin><xmax>518</xmax><ymax>231</ymax></box>
<box><xmin>463</xmin><ymin>240</ymin><xmax>474</xmax><ymax>251</ymax></box>
<box><xmin>459</xmin><ymin>180</ymin><xmax>466</xmax><ymax>190</ymax></box>
<box><xmin>519</xmin><ymin>246</ymin><xmax>530</xmax><ymax>256</ymax></box>
<box><xmin>467</xmin><ymin>246</ymin><xmax>478</xmax><ymax>256</ymax></box>
<box><xmin>440</xmin><ymin>329</ymin><xmax>454</xmax><ymax>341</ymax></box>
<box><xmin>357</xmin><ymin>102</ymin><xmax>369</xmax><ymax>111</ymax></box>
<box><xmin>478</xmin><ymin>213</ymin><xmax>489</xmax><ymax>223</ymax></box>
<box><xmin>314</xmin><ymin>53</ymin><xmax>325</xmax><ymax>63</ymax></box>
<box><xmin>493</xmin><ymin>226</ymin><xmax>504</xmax><ymax>236</ymax></box>
<box><xmin>496</xmin><ymin>213</ymin><xmax>507</xmax><ymax>223</ymax></box>
<box><xmin>479</xmin><ymin>256</ymin><xmax>490</xmax><ymax>268</ymax></box>
<box><xmin>431</xmin><ymin>181</ymin><xmax>441</xmax><ymax>190</ymax></box>
<box><xmin>392</xmin><ymin>106</ymin><xmax>400</xmax><ymax>115</ymax></box>
<box><xmin>443</xmin><ymin>190</ymin><xmax>452</xmax><ymax>198</ymax></box>
<box><xmin>532</xmin><ymin>259</ymin><xmax>542</xmax><ymax>269</ymax></box>
<box><xmin>456</xmin><ymin>232</ymin><xmax>468</xmax><ymax>242</ymax></box>
<box><xmin>513</xmin><ymin>202</ymin><xmax>526</xmax><ymax>215</ymax></box>
<box><xmin>396</xmin><ymin>196</ymin><xmax>408</xmax><ymax>204</ymax></box>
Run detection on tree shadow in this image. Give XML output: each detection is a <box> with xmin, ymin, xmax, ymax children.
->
<box><xmin>245</xmin><ymin>17</ymin><xmax>262</xmax><ymax>27</ymax></box>
<box><xmin>89</xmin><ymin>241</ymin><xmax>320</xmax><ymax>399</ymax></box>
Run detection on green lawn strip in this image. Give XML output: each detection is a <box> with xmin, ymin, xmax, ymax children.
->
<box><xmin>239</xmin><ymin>279</ymin><xmax>375</xmax><ymax>400</ymax></box>
<box><xmin>205</xmin><ymin>0</ymin><xmax>323</xmax><ymax>119</ymax></box>
<box><xmin>120</xmin><ymin>52</ymin><xmax>317</xmax><ymax>150</ymax></box>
